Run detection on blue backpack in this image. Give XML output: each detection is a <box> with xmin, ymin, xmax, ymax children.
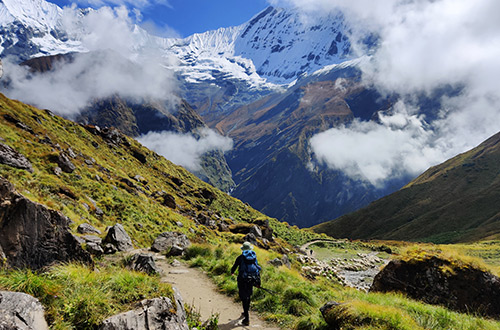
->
<box><xmin>240</xmin><ymin>250</ymin><xmax>261</xmax><ymax>286</ymax></box>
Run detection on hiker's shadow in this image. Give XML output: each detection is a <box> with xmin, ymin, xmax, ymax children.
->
<box><xmin>218</xmin><ymin>318</ymin><xmax>250</xmax><ymax>330</ymax></box>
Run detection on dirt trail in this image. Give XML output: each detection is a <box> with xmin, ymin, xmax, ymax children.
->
<box><xmin>154</xmin><ymin>254</ymin><xmax>280</xmax><ymax>330</ymax></box>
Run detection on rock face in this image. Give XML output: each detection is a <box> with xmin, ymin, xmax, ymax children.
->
<box><xmin>0</xmin><ymin>177</ymin><xmax>92</xmax><ymax>269</ymax></box>
<box><xmin>0</xmin><ymin>143</ymin><xmax>33</xmax><ymax>173</ymax></box>
<box><xmin>102</xmin><ymin>224</ymin><xmax>133</xmax><ymax>252</ymax></box>
<box><xmin>99</xmin><ymin>291</ymin><xmax>189</xmax><ymax>330</ymax></box>
<box><xmin>0</xmin><ymin>291</ymin><xmax>49</xmax><ymax>330</ymax></box>
<box><xmin>150</xmin><ymin>232</ymin><xmax>191</xmax><ymax>256</ymax></box>
<box><xmin>370</xmin><ymin>256</ymin><xmax>500</xmax><ymax>318</ymax></box>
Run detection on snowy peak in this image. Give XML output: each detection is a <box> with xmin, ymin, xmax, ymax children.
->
<box><xmin>0</xmin><ymin>0</ymin><xmax>62</xmax><ymax>30</ymax></box>
<box><xmin>163</xmin><ymin>6</ymin><xmax>350</xmax><ymax>85</ymax></box>
<box><xmin>235</xmin><ymin>7</ymin><xmax>349</xmax><ymax>82</ymax></box>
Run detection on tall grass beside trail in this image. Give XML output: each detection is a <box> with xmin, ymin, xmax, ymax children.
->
<box><xmin>183</xmin><ymin>243</ymin><xmax>500</xmax><ymax>330</ymax></box>
<box><xmin>0</xmin><ymin>263</ymin><xmax>173</xmax><ymax>330</ymax></box>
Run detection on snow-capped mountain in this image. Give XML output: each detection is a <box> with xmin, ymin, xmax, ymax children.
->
<box><xmin>0</xmin><ymin>0</ymin><xmax>85</xmax><ymax>59</ymax></box>
<box><xmin>164</xmin><ymin>6</ymin><xmax>350</xmax><ymax>86</ymax></box>
<box><xmin>0</xmin><ymin>0</ymin><xmax>351</xmax><ymax>88</ymax></box>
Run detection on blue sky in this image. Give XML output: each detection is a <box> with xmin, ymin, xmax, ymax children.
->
<box><xmin>47</xmin><ymin>0</ymin><xmax>270</xmax><ymax>37</ymax></box>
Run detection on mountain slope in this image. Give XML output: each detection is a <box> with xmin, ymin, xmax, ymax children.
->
<box><xmin>212</xmin><ymin>64</ymin><xmax>396</xmax><ymax>227</ymax></box>
<box><xmin>312</xmin><ymin>132</ymin><xmax>500</xmax><ymax>243</ymax></box>
<box><xmin>0</xmin><ymin>92</ymin><xmax>289</xmax><ymax>248</ymax></box>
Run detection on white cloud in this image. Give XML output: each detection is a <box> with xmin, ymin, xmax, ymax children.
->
<box><xmin>2</xmin><ymin>5</ymin><xmax>178</xmax><ymax>118</ymax></box>
<box><xmin>274</xmin><ymin>0</ymin><xmax>500</xmax><ymax>184</ymax></box>
<box><xmin>138</xmin><ymin>128</ymin><xmax>234</xmax><ymax>171</ymax></box>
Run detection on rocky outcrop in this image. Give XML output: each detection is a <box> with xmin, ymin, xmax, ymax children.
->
<box><xmin>370</xmin><ymin>256</ymin><xmax>500</xmax><ymax>318</ymax></box>
<box><xmin>0</xmin><ymin>177</ymin><xmax>92</xmax><ymax>269</ymax></box>
<box><xmin>77</xmin><ymin>223</ymin><xmax>101</xmax><ymax>235</ymax></box>
<box><xmin>99</xmin><ymin>290</ymin><xmax>188</xmax><ymax>330</ymax></box>
<box><xmin>0</xmin><ymin>291</ymin><xmax>49</xmax><ymax>330</ymax></box>
<box><xmin>102</xmin><ymin>224</ymin><xmax>133</xmax><ymax>252</ymax></box>
<box><xmin>127</xmin><ymin>253</ymin><xmax>162</xmax><ymax>275</ymax></box>
<box><xmin>150</xmin><ymin>232</ymin><xmax>191</xmax><ymax>256</ymax></box>
<box><xmin>0</xmin><ymin>143</ymin><xmax>33</xmax><ymax>173</ymax></box>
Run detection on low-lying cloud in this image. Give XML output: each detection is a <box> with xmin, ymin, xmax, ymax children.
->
<box><xmin>138</xmin><ymin>128</ymin><xmax>234</xmax><ymax>171</ymax></box>
<box><xmin>2</xmin><ymin>5</ymin><xmax>178</xmax><ymax>118</ymax></box>
<box><xmin>273</xmin><ymin>0</ymin><xmax>500</xmax><ymax>185</ymax></box>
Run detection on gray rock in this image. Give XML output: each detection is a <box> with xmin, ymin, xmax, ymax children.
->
<box><xmin>281</xmin><ymin>254</ymin><xmax>291</xmax><ymax>269</ymax></box>
<box><xmin>72</xmin><ymin>235</ymin><xmax>86</xmax><ymax>245</ymax></box>
<box><xmin>53</xmin><ymin>166</ymin><xmax>62</xmax><ymax>176</ymax></box>
<box><xmin>77</xmin><ymin>223</ymin><xmax>101</xmax><ymax>235</ymax></box>
<box><xmin>268</xmin><ymin>258</ymin><xmax>283</xmax><ymax>267</ymax></box>
<box><xmin>83</xmin><ymin>235</ymin><xmax>102</xmax><ymax>245</ymax></box>
<box><xmin>0</xmin><ymin>177</ymin><xmax>93</xmax><ymax>269</ymax></box>
<box><xmin>128</xmin><ymin>254</ymin><xmax>161</xmax><ymax>275</ymax></box>
<box><xmin>250</xmin><ymin>225</ymin><xmax>262</xmax><ymax>238</ymax></box>
<box><xmin>171</xmin><ymin>259</ymin><xmax>181</xmax><ymax>267</ymax></box>
<box><xmin>175</xmin><ymin>221</ymin><xmax>184</xmax><ymax>228</ymax></box>
<box><xmin>0</xmin><ymin>143</ymin><xmax>33</xmax><ymax>173</ymax></box>
<box><xmin>86</xmin><ymin>242</ymin><xmax>104</xmax><ymax>256</ymax></box>
<box><xmin>151</xmin><ymin>232</ymin><xmax>191</xmax><ymax>255</ymax></box>
<box><xmin>99</xmin><ymin>296</ymin><xmax>189</xmax><ymax>330</ymax></box>
<box><xmin>56</xmin><ymin>152</ymin><xmax>76</xmax><ymax>173</ymax></box>
<box><xmin>0</xmin><ymin>291</ymin><xmax>49</xmax><ymax>330</ymax></box>
<box><xmin>103</xmin><ymin>224</ymin><xmax>133</xmax><ymax>252</ymax></box>
<box><xmin>103</xmin><ymin>243</ymin><xmax>118</xmax><ymax>255</ymax></box>
<box><xmin>244</xmin><ymin>233</ymin><xmax>258</xmax><ymax>247</ymax></box>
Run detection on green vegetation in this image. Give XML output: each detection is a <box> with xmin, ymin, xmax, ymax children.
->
<box><xmin>182</xmin><ymin>243</ymin><xmax>500</xmax><ymax>330</ymax></box>
<box><xmin>0</xmin><ymin>263</ymin><xmax>173</xmax><ymax>329</ymax></box>
<box><xmin>1</xmin><ymin>93</ymin><xmax>500</xmax><ymax>330</ymax></box>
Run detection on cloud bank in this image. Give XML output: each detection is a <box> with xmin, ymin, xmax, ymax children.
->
<box><xmin>138</xmin><ymin>128</ymin><xmax>234</xmax><ymax>171</ymax></box>
<box><xmin>274</xmin><ymin>0</ymin><xmax>500</xmax><ymax>185</ymax></box>
<box><xmin>2</xmin><ymin>5</ymin><xmax>178</xmax><ymax>118</ymax></box>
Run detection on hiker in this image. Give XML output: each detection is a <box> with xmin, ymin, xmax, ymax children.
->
<box><xmin>231</xmin><ymin>241</ymin><xmax>261</xmax><ymax>326</ymax></box>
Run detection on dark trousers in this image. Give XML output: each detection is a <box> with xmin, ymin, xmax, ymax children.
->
<box><xmin>238</xmin><ymin>279</ymin><xmax>253</xmax><ymax>319</ymax></box>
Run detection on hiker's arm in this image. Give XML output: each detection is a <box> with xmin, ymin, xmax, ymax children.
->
<box><xmin>231</xmin><ymin>255</ymin><xmax>241</xmax><ymax>275</ymax></box>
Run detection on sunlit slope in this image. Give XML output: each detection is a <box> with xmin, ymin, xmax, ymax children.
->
<box><xmin>0</xmin><ymin>93</ymin><xmax>302</xmax><ymax>247</ymax></box>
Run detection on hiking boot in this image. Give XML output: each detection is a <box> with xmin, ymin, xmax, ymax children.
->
<box><xmin>242</xmin><ymin>318</ymin><xmax>249</xmax><ymax>326</ymax></box>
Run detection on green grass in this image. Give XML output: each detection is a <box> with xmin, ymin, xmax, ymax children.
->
<box><xmin>0</xmin><ymin>263</ymin><xmax>173</xmax><ymax>329</ymax></box>
<box><xmin>181</xmin><ymin>243</ymin><xmax>500</xmax><ymax>330</ymax></box>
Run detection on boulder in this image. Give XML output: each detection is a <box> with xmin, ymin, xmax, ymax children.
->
<box><xmin>86</xmin><ymin>242</ymin><xmax>104</xmax><ymax>256</ymax></box>
<box><xmin>370</xmin><ymin>256</ymin><xmax>500</xmax><ymax>318</ymax></box>
<box><xmin>268</xmin><ymin>258</ymin><xmax>283</xmax><ymax>267</ymax></box>
<box><xmin>0</xmin><ymin>177</ymin><xmax>92</xmax><ymax>269</ymax></box>
<box><xmin>0</xmin><ymin>143</ymin><xmax>33</xmax><ymax>173</ymax></box>
<box><xmin>99</xmin><ymin>295</ymin><xmax>188</xmax><ymax>330</ymax></box>
<box><xmin>151</xmin><ymin>232</ymin><xmax>190</xmax><ymax>256</ymax></box>
<box><xmin>128</xmin><ymin>253</ymin><xmax>161</xmax><ymax>275</ymax></box>
<box><xmin>281</xmin><ymin>254</ymin><xmax>291</xmax><ymax>269</ymax></box>
<box><xmin>77</xmin><ymin>223</ymin><xmax>101</xmax><ymax>235</ymax></box>
<box><xmin>0</xmin><ymin>291</ymin><xmax>49</xmax><ymax>330</ymax></box>
<box><xmin>162</xmin><ymin>193</ymin><xmax>176</xmax><ymax>209</ymax></box>
<box><xmin>102</xmin><ymin>224</ymin><xmax>133</xmax><ymax>252</ymax></box>
<box><xmin>55</xmin><ymin>152</ymin><xmax>76</xmax><ymax>173</ymax></box>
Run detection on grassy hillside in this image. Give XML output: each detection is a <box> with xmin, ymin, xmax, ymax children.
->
<box><xmin>1</xmin><ymin>93</ymin><xmax>500</xmax><ymax>330</ymax></box>
<box><xmin>0</xmin><ymin>92</ymin><xmax>310</xmax><ymax>248</ymax></box>
<box><xmin>312</xmin><ymin>132</ymin><xmax>500</xmax><ymax>243</ymax></box>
